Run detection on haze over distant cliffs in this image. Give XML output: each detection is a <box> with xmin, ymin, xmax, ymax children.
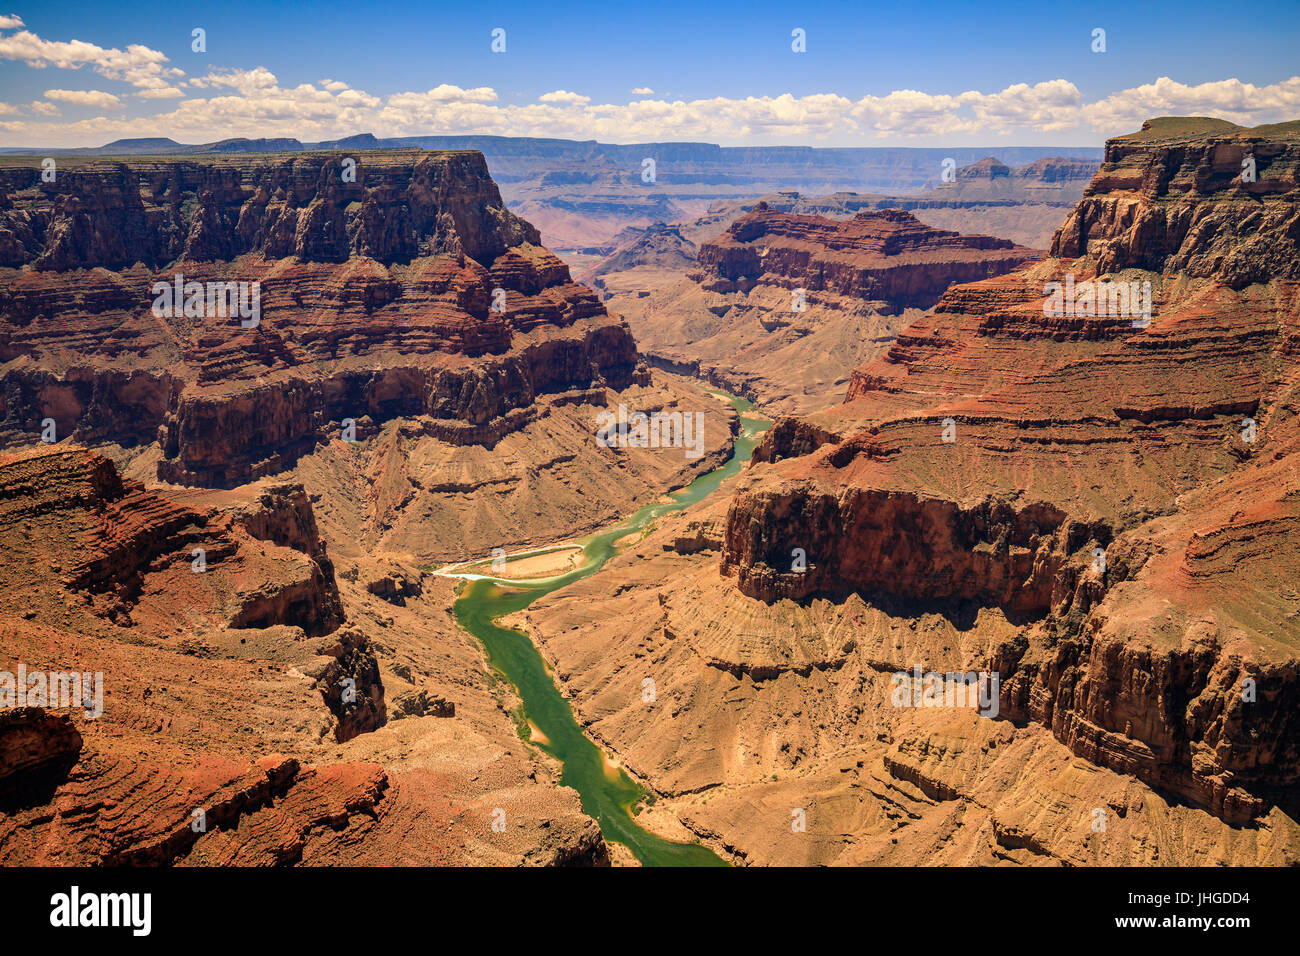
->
<box><xmin>0</xmin><ymin>134</ymin><xmax>1102</xmax><ymax>253</ymax></box>
<box><xmin>607</xmin><ymin>206</ymin><xmax>1040</xmax><ymax>414</ymax></box>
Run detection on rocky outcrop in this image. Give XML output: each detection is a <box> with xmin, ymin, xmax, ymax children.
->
<box><xmin>0</xmin><ymin>152</ymin><xmax>536</xmax><ymax>269</ymax></box>
<box><xmin>750</xmin><ymin>417</ymin><xmax>842</xmax><ymax>464</ymax></box>
<box><xmin>1</xmin><ymin>445</ymin><xmax>383</xmax><ymax>734</ymax></box>
<box><xmin>363</xmin><ymin>560</ymin><xmax>424</xmax><ymax>606</ymax></box>
<box><xmin>616</xmin><ymin>208</ymin><xmax>1040</xmax><ymax>415</ymax></box>
<box><xmin>0</xmin><ymin>747</ymin><xmax>393</xmax><ymax>866</ymax></box>
<box><xmin>390</xmin><ymin>688</ymin><xmax>454</xmax><ymax>720</ymax></box>
<box><xmin>0</xmin><ymin>448</ymin><xmax>346</xmax><ymax>635</ymax></box>
<box><xmin>927</xmin><ymin>156</ymin><xmax>1101</xmax><ymax>202</ymax></box>
<box><xmin>580</xmin><ymin>221</ymin><xmax>697</xmax><ymax>292</ymax></box>
<box><xmin>721</xmin><ymin>487</ymin><xmax>1108</xmax><ymax>618</ymax></box>
<box><xmin>1051</xmin><ymin>117</ymin><xmax>1300</xmax><ymax>286</ymax></box>
<box><xmin>0</xmin><ymin>152</ymin><xmax>648</xmax><ymax>487</ymax></box>
<box><xmin>0</xmin><ymin>437</ymin><xmax>619</xmax><ymax>865</ymax></box>
<box><xmin>714</xmin><ymin>119</ymin><xmax>1300</xmax><ymax>823</ymax></box>
<box><xmin>303</xmin><ymin>626</ymin><xmax>386</xmax><ymax>742</ymax></box>
<box><xmin>696</xmin><ymin>206</ymin><xmax>1040</xmax><ymax>312</ymax></box>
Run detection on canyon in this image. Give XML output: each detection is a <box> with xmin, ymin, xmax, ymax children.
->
<box><xmin>510</xmin><ymin>118</ymin><xmax>1300</xmax><ymax>864</ymax></box>
<box><xmin>612</xmin><ymin>206</ymin><xmax>1040</xmax><ymax>414</ymax></box>
<box><xmin>3</xmin><ymin>115</ymin><xmax>1298</xmax><ymax>869</ymax></box>
<box><xmin>0</xmin><ymin>149</ymin><xmax>738</xmax><ymax>865</ymax></box>
<box><xmin>583</xmin><ymin>155</ymin><xmax>1098</xmax><ymax>418</ymax></box>
<box><xmin>3</xmin><ymin>136</ymin><xmax>1102</xmax><ymax>254</ymax></box>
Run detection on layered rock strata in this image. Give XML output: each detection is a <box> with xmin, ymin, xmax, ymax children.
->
<box><xmin>696</xmin><ymin>206</ymin><xmax>1039</xmax><ymax>311</ymax></box>
<box><xmin>619</xmin><ymin>208</ymin><xmax>1039</xmax><ymax>414</ymax></box>
<box><xmin>717</xmin><ymin>119</ymin><xmax>1300</xmax><ymax>823</ymax></box>
<box><xmin>0</xmin><ymin>445</ymin><xmax>607</xmax><ymax>865</ymax></box>
<box><xmin>0</xmin><ymin>152</ymin><xmax>647</xmax><ymax>487</ymax></box>
<box><xmin>507</xmin><ymin>121</ymin><xmax>1300</xmax><ymax>863</ymax></box>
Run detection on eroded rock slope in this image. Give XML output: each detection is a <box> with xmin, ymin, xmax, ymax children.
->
<box><xmin>513</xmin><ymin>118</ymin><xmax>1300</xmax><ymax>864</ymax></box>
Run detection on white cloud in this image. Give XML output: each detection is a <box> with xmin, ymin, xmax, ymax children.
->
<box><xmin>386</xmin><ymin>84</ymin><xmax>498</xmax><ymax>108</ymax></box>
<box><xmin>44</xmin><ymin>88</ymin><xmax>122</xmax><ymax>108</ymax></box>
<box><xmin>539</xmin><ymin>90</ymin><xmax>591</xmax><ymax>106</ymax></box>
<box><xmin>959</xmin><ymin>80</ymin><xmax>1082</xmax><ymax>133</ymax></box>
<box><xmin>0</xmin><ymin>27</ymin><xmax>1295</xmax><ymax>151</ymax></box>
<box><xmin>135</xmin><ymin>86</ymin><xmax>184</xmax><ymax>99</ymax></box>
<box><xmin>0</xmin><ymin>28</ymin><xmax>182</xmax><ymax>92</ymax></box>
<box><xmin>1081</xmin><ymin>76</ymin><xmax>1300</xmax><ymax>134</ymax></box>
<box><xmin>189</xmin><ymin>67</ymin><xmax>278</xmax><ymax>94</ymax></box>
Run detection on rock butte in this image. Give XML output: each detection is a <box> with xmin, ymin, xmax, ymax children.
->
<box><xmin>733</xmin><ymin>117</ymin><xmax>1300</xmax><ymax>824</ymax></box>
<box><xmin>513</xmin><ymin>118</ymin><xmax>1300</xmax><ymax>864</ymax></box>
<box><xmin>617</xmin><ymin>206</ymin><xmax>1040</xmax><ymax>415</ymax></box>
<box><xmin>0</xmin><ymin>150</ymin><xmax>655</xmax><ymax>488</ymax></box>
<box><xmin>698</xmin><ymin>206</ymin><xmax>1039</xmax><ymax>310</ymax></box>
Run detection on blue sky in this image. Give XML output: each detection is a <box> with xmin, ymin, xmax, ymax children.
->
<box><xmin>1</xmin><ymin>0</ymin><xmax>1298</xmax><ymax>147</ymax></box>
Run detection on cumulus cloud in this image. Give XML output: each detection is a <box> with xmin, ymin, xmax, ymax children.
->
<box><xmin>386</xmin><ymin>84</ymin><xmax>498</xmax><ymax>107</ymax></box>
<box><xmin>539</xmin><ymin>90</ymin><xmax>590</xmax><ymax>105</ymax></box>
<box><xmin>135</xmin><ymin>86</ymin><xmax>184</xmax><ymax>99</ymax></box>
<box><xmin>960</xmin><ymin>79</ymin><xmax>1082</xmax><ymax>133</ymax></box>
<box><xmin>189</xmin><ymin>67</ymin><xmax>278</xmax><ymax>94</ymax></box>
<box><xmin>1081</xmin><ymin>76</ymin><xmax>1300</xmax><ymax>134</ymax></box>
<box><xmin>10</xmin><ymin>74</ymin><xmax>1296</xmax><ymax>148</ymax></box>
<box><xmin>44</xmin><ymin>88</ymin><xmax>122</xmax><ymax>108</ymax></box>
<box><xmin>0</xmin><ymin>27</ymin><xmax>1296</xmax><ymax>150</ymax></box>
<box><xmin>0</xmin><ymin>28</ymin><xmax>181</xmax><ymax>92</ymax></box>
<box><xmin>850</xmin><ymin>89</ymin><xmax>968</xmax><ymax>138</ymax></box>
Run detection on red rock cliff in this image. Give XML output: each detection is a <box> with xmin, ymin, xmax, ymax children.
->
<box><xmin>718</xmin><ymin>118</ymin><xmax>1300</xmax><ymax>823</ymax></box>
<box><xmin>0</xmin><ymin>152</ymin><xmax>647</xmax><ymax>486</ymax></box>
<box><xmin>695</xmin><ymin>206</ymin><xmax>1040</xmax><ymax>312</ymax></box>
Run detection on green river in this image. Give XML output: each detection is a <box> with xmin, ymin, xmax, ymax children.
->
<box><xmin>447</xmin><ymin>388</ymin><xmax>768</xmax><ymax>866</ymax></box>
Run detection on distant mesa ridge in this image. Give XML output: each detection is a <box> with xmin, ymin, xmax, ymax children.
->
<box><xmin>0</xmin><ymin>132</ymin><xmax>1102</xmax><ymax>195</ymax></box>
<box><xmin>0</xmin><ymin>131</ymin><xmax>1106</xmax><ymax>257</ymax></box>
<box><xmin>696</xmin><ymin>205</ymin><xmax>1040</xmax><ymax>312</ymax></box>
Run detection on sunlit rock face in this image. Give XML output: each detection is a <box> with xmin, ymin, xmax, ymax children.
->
<box><xmin>0</xmin><ymin>151</ymin><xmax>632</xmax><ymax>868</ymax></box>
<box><xmin>0</xmin><ymin>151</ymin><xmax>648</xmax><ymax>487</ymax></box>
<box><xmin>697</xmin><ymin>205</ymin><xmax>1040</xmax><ymax>312</ymax></box>
<box><xmin>706</xmin><ymin>119</ymin><xmax>1300</xmax><ymax>827</ymax></box>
